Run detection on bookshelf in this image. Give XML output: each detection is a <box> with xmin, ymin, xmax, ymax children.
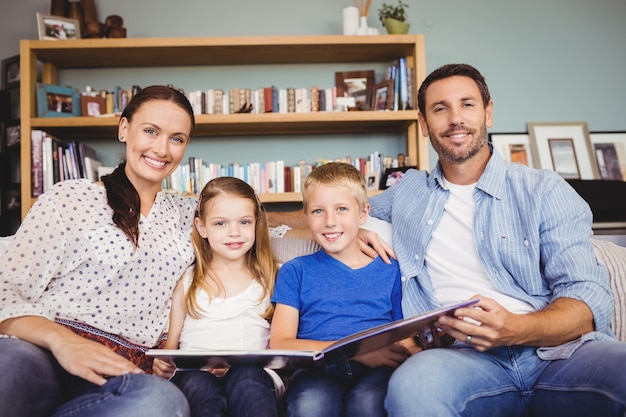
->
<box><xmin>19</xmin><ymin>35</ymin><xmax>426</xmax><ymax>219</ymax></box>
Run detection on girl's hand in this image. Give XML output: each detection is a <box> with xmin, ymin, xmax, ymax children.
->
<box><xmin>352</xmin><ymin>343</ymin><xmax>411</xmax><ymax>368</ymax></box>
<box><xmin>152</xmin><ymin>357</ymin><xmax>176</xmax><ymax>379</ymax></box>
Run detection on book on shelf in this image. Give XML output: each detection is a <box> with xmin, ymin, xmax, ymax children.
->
<box><xmin>146</xmin><ymin>299</ymin><xmax>478</xmax><ymax>370</ymax></box>
<box><xmin>31</xmin><ymin>130</ymin><xmax>45</xmax><ymax>197</ymax></box>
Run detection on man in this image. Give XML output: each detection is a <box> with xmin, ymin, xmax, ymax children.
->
<box><xmin>369</xmin><ymin>63</ymin><xmax>626</xmax><ymax>416</ymax></box>
<box><xmin>269</xmin><ymin>63</ymin><xmax>626</xmax><ymax>416</ymax></box>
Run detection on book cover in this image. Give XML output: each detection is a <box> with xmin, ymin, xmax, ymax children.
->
<box><xmin>84</xmin><ymin>157</ymin><xmax>102</xmax><ymax>182</ymax></box>
<box><xmin>146</xmin><ymin>299</ymin><xmax>478</xmax><ymax>370</ymax></box>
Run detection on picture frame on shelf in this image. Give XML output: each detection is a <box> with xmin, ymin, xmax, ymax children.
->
<box><xmin>36</xmin><ymin>83</ymin><xmax>81</xmax><ymax>118</ymax></box>
<box><xmin>371</xmin><ymin>80</ymin><xmax>393</xmax><ymax>111</ymax></box>
<box><xmin>1</xmin><ymin>54</ymin><xmax>20</xmax><ymax>89</ymax></box>
<box><xmin>80</xmin><ymin>95</ymin><xmax>106</xmax><ymax>116</ymax></box>
<box><xmin>36</xmin><ymin>13</ymin><xmax>81</xmax><ymax>41</ymax></box>
<box><xmin>379</xmin><ymin>166</ymin><xmax>416</xmax><ymax>190</ymax></box>
<box><xmin>488</xmin><ymin>133</ymin><xmax>534</xmax><ymax>167</ymax></box>
<box><xmin>366</xmin><ymin>172</ymin><xmax>381</xmax><ymax>191</ymax></box>
<box><xmin>590</xmin><ymin>131</ymin><xmax>626</xmax><ymax>181</ymax></box>
<box><xmin>335</xmin><ymin>70</ymin><xmax>375</xmax><ymax>105</ymax></box>
<box><xmin>5</xmin><ymin>119</ymin><xmax>20</xmax><ymax>148</ymax></box>
<box><xmin>528</xmin><ymin>122</ymin><xmax>599</xmax><ymax>180</ymax></box>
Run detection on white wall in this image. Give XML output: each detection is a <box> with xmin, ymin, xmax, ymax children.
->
<box><xmin>2</xmin><ymin>0</ymin><xmax>625</xmax><ymax>168</ymax></box>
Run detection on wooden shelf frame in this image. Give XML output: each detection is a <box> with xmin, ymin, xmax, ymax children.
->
<box><xmin>20</xmin><ymin>35</ymin><xmax>426</xmax><ymax>218</ymax></box>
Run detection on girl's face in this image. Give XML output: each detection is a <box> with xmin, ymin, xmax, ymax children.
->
<box><xmin>194</xmin><ymin>194</ymin><xmax>257</xmax><ymax>263</ymax></box>
<box><xmin>118</xmin><ymin>99</ymin><xmax>191</xmax><ymax>194</ymax></box>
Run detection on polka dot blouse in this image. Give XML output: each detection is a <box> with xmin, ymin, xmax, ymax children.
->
<box><xmin>0</xmin><ymin>179</ymin><xmax>196</xmax><ymax>347</ymax></box>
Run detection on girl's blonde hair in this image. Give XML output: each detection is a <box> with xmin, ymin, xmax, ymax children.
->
<box><xmin>188</xmin><ymin>177</ymin><xmax>278</xmax><ymax>319</ymax></box>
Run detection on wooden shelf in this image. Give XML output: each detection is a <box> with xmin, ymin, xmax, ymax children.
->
<box><xmin>19</xmin><ymin>35</ymin><xmax>426</xmax><ymax>219</ymax></box>
<box><xmin>32</xmin><ymin>110</ymin><xmax>420</xmax><ymax>139</ymax></box>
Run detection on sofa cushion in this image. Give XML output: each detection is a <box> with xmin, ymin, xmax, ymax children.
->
<box><xmin>591</xmin><ymin>238</ymin><xmax>626</xmax><ymax>342</ymax></box>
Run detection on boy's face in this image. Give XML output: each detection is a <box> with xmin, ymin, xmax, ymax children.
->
<box><xmin>305</xmin><ymin>183</ymin><xmax>369</xmax><ymax>260</ymax></box>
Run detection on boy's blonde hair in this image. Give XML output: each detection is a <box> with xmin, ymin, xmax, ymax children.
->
<box><xmin>189</xmin><ymin>177</ymin><xmax>278</xmax><ymax>319</ymax></box>
<box><xmin>302</xmin><ymin>162</ymin><xmax>368</xmax><ymax>211</ymax></box>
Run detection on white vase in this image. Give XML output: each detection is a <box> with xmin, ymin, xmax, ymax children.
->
<box><xmin>342</xmin><ymin>6</ymin><xmax>359</xmax><ymax>35</ymax></box>
<box><xmin>355</xmin><ymin>16</ymin><xmax>369</xmax><ymax>36</ymax></box>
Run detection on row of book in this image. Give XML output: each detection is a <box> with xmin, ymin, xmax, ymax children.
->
<box><xmin>163</xmin><ymin>152</ymin><xmax>390</xmax><ymax>196</ymax></box>
<box><xmin>31</xmin><ymin>130</ymin><xmax>102</xmax><ymax>197</ymax></box>
<box><xmin>387</xmin><ymin>57</ymin><xmax>415</xmax><ymax>111</ymax></box>
<box><xmin>186</xmin><ymin>86</ymin><xmax>340</xmax><ymax>115</ymax></box>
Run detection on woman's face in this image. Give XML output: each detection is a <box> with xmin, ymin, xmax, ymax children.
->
<box><xmin>118</xmin><ymin>99</ymin><xmax>192</xmax><ymax>193</ymax></box>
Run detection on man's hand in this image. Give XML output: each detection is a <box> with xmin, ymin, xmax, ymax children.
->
<box><xmin>436</xmin><ymin>295</ymin><xmax>594</xmax><ymax>351</ymax></box>
<box><xmin>358</xmin><ymin>228</ymin><xmax>396</xmax><ymax>264</ymax></box>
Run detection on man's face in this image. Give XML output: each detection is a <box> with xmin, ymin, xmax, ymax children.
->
<box><xmin>418</xmin><ymin>76</ymin><xmax>493</xmax><ymax>165</ymax></box>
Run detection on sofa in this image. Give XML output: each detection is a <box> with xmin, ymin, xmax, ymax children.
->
<box><xmin>1</xmin><ymin>234</ymin><xmax>625</xmax><ymax>342</ymax></box>
<box><xmin>270</xmin><ymin>236</ymin><xmax>626</xmax><ymax>343</ymax></box>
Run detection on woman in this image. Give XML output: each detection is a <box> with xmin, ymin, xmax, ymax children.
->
<box><xmin>0</xmin><ymin>85</ymin><xmax>196</xmax><ymax>417</ymax></box>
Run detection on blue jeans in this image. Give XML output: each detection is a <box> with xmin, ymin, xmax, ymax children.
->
<box><xmin>171</xmin><ymin>365</ymin><xmax>279</xmax><ymax>417</ymax></box>
<box><xmin>385</xmin><ymin>340</ymin><xmax>626</xmax><ymax>417</ymax></box>
<box><xmin>0</xmin><ymin>337</ymin><xmax>189</xmax><ymax>417</ymax></box>
<box><xmin>284</xmin><ymin>361</ymin><xmax>394</xmax><ymax>417</ymax></box>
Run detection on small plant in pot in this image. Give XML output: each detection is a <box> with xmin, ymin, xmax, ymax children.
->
<box><xmin>378</xmin><ymin>0</ymin><xmax>410</xmax><ymax>34</ymax></box>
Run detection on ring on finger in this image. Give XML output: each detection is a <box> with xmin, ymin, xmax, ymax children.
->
<box><xmin>465</xmin><ymin>335</ymin><xmax>472</xmax><ymax>345</ymax></box>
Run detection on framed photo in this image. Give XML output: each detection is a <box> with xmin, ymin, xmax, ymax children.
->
<box><xmin>4</xmin><ymin>119</ymin><xmax>20</xmax><ymax>148</ymax></box>
<box><xmin>366</xmin><ymin>172</ymin><xmax>380</xmax><ymax>191</ymax></box>
<box><xmin>528</xmin><ymin>122</ymin><xmax>599</xmax><ymax>180</ymax></box>
<box><xmin>488</xmin><ymin>133</ymin><xmax>534</xmax><ymax>167</ymax></box>
<box><xmin>1</xmin><ymin>54</ymin><xmax>20</xmax><ymax>89</ymax></box>
<box><xmin>335</xmin><ymin>70</ymin><xmax>375</xmax><ymax>106</ymax></box>
<box><xmin>36</xmin><ymin>13</ymin><xmax>81</xmax><ymax>41</ymax></box>
<box><xmin>371</xmin><ymin>80</ymin><xmax>393</xmax><ymax>111</ymax></box>
<box><xmin>81</xmin><ymin>95</ymin><xmax>106</xmax><ymax>116</ymax></box>
<box><xmin>590</xmin><ymin>131</ymin><xmax>626</xmax><ymax>181</ymax></box>
<box><xmin>379</xmin><ymin>166</ymin><xmax>416</xmax><ymax>190</ymax></box>
<box><xmin>36</xmin><ymin>83</ymin><xmax>81</xmax><ymax>118</ymax></box>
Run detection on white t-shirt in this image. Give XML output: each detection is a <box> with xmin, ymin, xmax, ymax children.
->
<box><xmin>426</xmin><ymin>179</ymin><xmax>534</xmax><ymax>314</ymax></box>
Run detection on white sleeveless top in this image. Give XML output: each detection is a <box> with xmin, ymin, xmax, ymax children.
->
<box><xmin>179</xmin><ymin>269</ymin><xmax>271</xmax><ymax>351</ymax></box>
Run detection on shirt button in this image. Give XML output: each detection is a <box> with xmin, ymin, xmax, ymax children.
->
<box><xmin>401</xmin><ymin>276</ymin><xmax>407</xmax><ymax>282</ymax></box>
<box><xmin>427</xmin><ymin>219</ymin><xmax>434</xmax><ymax>226</ymax></box>
<box><xmin>524</xmin><ymin>240</ymin><xmax>529</xmax><ymax>246</ymax></box>
<box><xmin>414</xmin><ymin>254</ymin><xmax>420</xmax><ymax>260</ymax></box>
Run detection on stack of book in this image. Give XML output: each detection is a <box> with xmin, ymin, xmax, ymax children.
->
<box><xmin>31</xmin><ymin>130</ymin><xmax>102</xmax><ymax>197</ymax></box>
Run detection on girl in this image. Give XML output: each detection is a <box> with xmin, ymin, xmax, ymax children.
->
<box><xmin>153</xmin><ymin>177</ymin><xmax>281</xmax><ymax>417</ymax></box>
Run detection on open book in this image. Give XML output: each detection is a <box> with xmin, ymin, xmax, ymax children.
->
<box><xmin>146</xmin><ymin>299</ymin><xmax>478</xmax><ymax>370</ymax></box>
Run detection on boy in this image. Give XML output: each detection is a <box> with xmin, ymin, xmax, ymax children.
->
<box><xmin>270</xmin><ymin>162</ymin><xmax>416</xmax><ymax>417</ymax></box>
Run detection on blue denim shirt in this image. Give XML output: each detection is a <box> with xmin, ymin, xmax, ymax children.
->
<box><xmin>369</xmin><ymin>149</ymin><xmax>615</xmax><ymax>342</ymax></box>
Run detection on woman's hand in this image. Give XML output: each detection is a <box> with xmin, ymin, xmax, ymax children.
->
<box><xmin>52</xmin><ymin>332</ymin><xmax>144</xmax><ymax>386</ymax></box>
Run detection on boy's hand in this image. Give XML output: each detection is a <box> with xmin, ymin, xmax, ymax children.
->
<box><xmin>152</xmin><ymin>357</ymin><xmax>176</xmax><ymax>378</ymax></box>
<box><xmin>352</xmin><ymin>343</ymin><xmax>411</xmax><ymax>368</ymax></box>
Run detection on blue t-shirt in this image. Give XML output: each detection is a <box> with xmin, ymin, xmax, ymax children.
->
<box><xmin>271</xmin><ymin>250</ymin><xmax>403</xmax><ymax>341</ymax></box>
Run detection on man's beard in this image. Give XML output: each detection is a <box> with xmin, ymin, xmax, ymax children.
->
<box><xmin>430</xmin><ymin>124</ymin><xmax>488</xmax><ymax>164</ymax></box>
